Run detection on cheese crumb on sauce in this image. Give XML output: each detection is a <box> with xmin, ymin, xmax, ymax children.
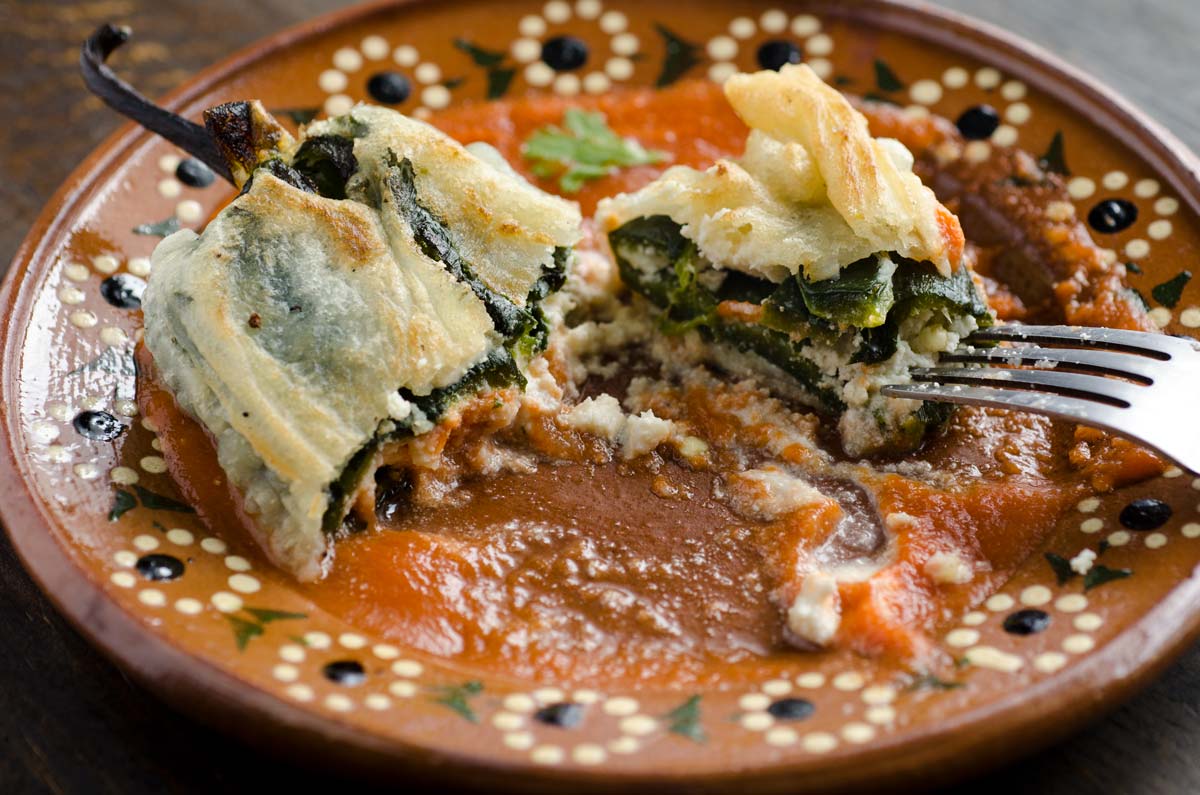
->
<box><xmin>725</xmin><ymin>466</ymin><xmax>827</xmax><ymax>521</ymax></box>
<box><xmin>563</xmin><ymin>395</ymin><xmax>675</xmax><ymax>460</ymax></box>
<box><xmin>924</xmin><ymin>551</ymin><xmax>974</xmax><ymax>585</ymax></box>
<box><xmin>885</xmin><ymin>511</ymin><xmax>919</xmax><ymax>530</ymax></box>
<box><xmin>619</xmin><ymin>410</ymin><xmax>675</xmax><ymax>460</ymax></box>
<box><xmin>786</xmin><ymin>572</ymin><xmax>842</xmax><ymax>647</ymax></box>
<box><xmin>522</xmin><ymin>356</ymin><xmax>564</xmax><ymax>413</ymax></box>
<box><xmin>564</xmin><ymin>394</ymin><xmax>626</xmax><ymax>440</ymax></box>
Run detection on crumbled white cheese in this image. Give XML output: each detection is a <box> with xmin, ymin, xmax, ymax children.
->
<box><xmin>885</xmin><ymin>511</ymin><xmax>919</xmax><ymax>530</ymax></box>
<box><xmin>726</xmin><ymin>466</ymin><xmax>827</xmax><ymax>521</ymax></box>
<box><xmin>564</xmin><ymin>394</ymin><xmax>626</xmax><ymax>440</ymax></box>
<box><xmin>468</xmin><ymin>440</ymin><xmax>538</xmax><ymax>476</ymax></box>
<box><xmin>619</xmin><ymin>410</ymin><xmax>675</xmax><ymax>460</ymax></box>
<box><xmin>786</xmin><ymin>572</ymin><xmax>841</xmax><ymax>647</ymax></box>
<box><xmin>1070</xmin><ymin>548</ymin><xmax>1097</xmax><ymax>575</ymax></box>
<box><xmin>924</xmin><ymin>551</ymin><xmax>974</xmax><ymax>585</ymax></box>
<box><xmin>410</xmin><ymin>406</ymin><xmax>434</xmax><ymax>436</ymax></box>
<box><xmin>387</xmin><ymin>392</ymin><xmax>413</xmax><ymax>421</ymax></box>
<box><xmin>522</xmin><ymin>355</ymin><xmax>563</xmax><ymax>413</ymax></box>
<box><xmin>675</xmin><ymin>434</ymin><xmax>709</xmax><ymax>460</ymax></box>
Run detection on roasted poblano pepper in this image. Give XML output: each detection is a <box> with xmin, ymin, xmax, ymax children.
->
<box><xmin>608</xmin><ymin>215</ymin><xmax>992</xmax><ymax>447</ymax></box>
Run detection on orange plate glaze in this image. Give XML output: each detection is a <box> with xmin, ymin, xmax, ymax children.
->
<box><xmin>4</xmin><ymin>1</ymin><xmax>1200</xmax><ymax>792</ymax></box>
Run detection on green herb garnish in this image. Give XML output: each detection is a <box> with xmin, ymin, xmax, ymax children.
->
<box><xmin>522</xmin><ymin>109</ymin><xmax>666</xmax><ymax>193</ymax></box>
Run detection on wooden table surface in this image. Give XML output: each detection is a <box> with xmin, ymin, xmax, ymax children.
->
<box><xmin>2</xmin><ymin>1</ymin><xmax>1198</xmax><ymax>792</ymax></box>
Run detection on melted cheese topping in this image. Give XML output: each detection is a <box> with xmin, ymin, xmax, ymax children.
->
<box><xmin>597</xmin><ymin>64</ymin><xmax>964</xmax><ymax>282</ymax></box>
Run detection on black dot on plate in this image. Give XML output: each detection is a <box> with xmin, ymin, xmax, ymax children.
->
<box><xmin>175</xmin><ymin>158</ymin><xmax>215</xmax><ymax>188</ymax></box>
<box><xmin>1003</xmin><ymin>608</ymin><xmax>1051</xmax><ymax>635</ymax></box>
<box><xmin>766</xmin><ymin>697</ymin><xmax>815</xmax><ymax>721</ymax></box>
<box><xmin>135</xmin><ymin>553</ymin><xmax>184</xmax><ymax>581</ymax></box>
<box><xmin>541</xmin><ymin>35</ymin><xmax>589</xmax><ymax>71</ymax></box>
<box><xmin>322</xmin><ymin>659</ymin><xmax>366</xmax><ymax>686</ymax></box>
<box><xmin>756</xmin><ymin>40</ymin><xmax>803</xmax><ymax>71</ymax></box>
<box><xmin>1119</xmin><ymin>497</ymin><xmax>1172</xmax><ymax>530</ymax></box>
<box><xmin>72</xmin><ymin>410</ymin><xmax>124</xmax><ymax>441</ymax></box>
<box><xmin>1087</xmin><ymin>198</ymin><xmax>1139</xmax><ymax>234</ymax></box>
<box><xmin>955</xmin><ymin>105</ymin><xmax>1000</xmax><ymax>140</ymax></box>
<box><xmin>534</xmin><ymin>702</ymin><xmax>585</xmax><ymax>728</ymax></box>
<box><xmin>99</xmin><ymin>273</ymin><xmax>147</xmax><ymax>310</ymax></box>
<box><xmin>366</xmin><ymin>71</ymin><xmax>412</xmax><ymax>104</ymax></box>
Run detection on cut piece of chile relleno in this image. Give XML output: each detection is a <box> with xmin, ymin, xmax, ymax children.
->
<box><xmin>596</xmin><ymin>64</ymin><xmax>991</xmax><ymax>456</ymax></box>
<box><xmin>607</xmin><ymin>215</ymin><xmax>991</xmax><ymax>452</ymax></box>
<box><xmin>139</xmin><ymin>91</ymin><xmax>582</xmax><ymax>580</ymax></box>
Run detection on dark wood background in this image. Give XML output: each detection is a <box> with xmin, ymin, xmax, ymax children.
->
<box><xmin>2</xmin><ymin>1</ymin><xmax>1197</xmax><ymax>792</ymax></box>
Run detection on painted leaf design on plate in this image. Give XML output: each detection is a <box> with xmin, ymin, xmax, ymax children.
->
<box><xmin>225</xmin><ymin>615</ymin><xmax>264</xmax><ymax>651</ymax></box>
<box><xmin>654</xmin><ymin>24</ymin><xmax>701</xmax><ymax>88</ymax></box>
<box><xmin>1038</xmin><ymin>130</ymin><xmax>1070</xmax><ymax>176</ymax></box>
<box><xmin>1151</xmin><ymin>271</ymin><xmax>1191</xmax><ymax>308</ymax></box>
<box><xmin>108</xmin><ymin>488</ymin><xmax>136</xmax><ymax>521</ymax></box>
<box><xmin>244</xmin><ymin>607</ymin><xmax>308</xmax><ymax>623</ymax></box>
<box><xmin>664</xmin><ymin>694</ymin><xmax>705</xmax><ymax>742</ymax></box>
<box><xmin>272</xmin><ymin>107</ymin><xmax>320</xmax><ymax>126</ymax></box>
<box><xmin>454</xmin><ymin>38</ymin><xmax>506</xmax><ymax>67</ymax></box>
<box><xmin>486</xmin><ymin>68</ymin><xmax>516</xmax><ymax>100</ymax></box>
<box><xmin>67</xmin><ymin>347</ymin><xmax>136</xmax><ymax>378</ymax></box>
<box><xmin>134</xmin><ymin>484</ymin><xmax>195</xmax><ymax>513</ymax></box>
<box><xmin>1044</xmin><ymin>552</ymin><xmax>1076</xmax><ymax>585</ymax></box>
<box><xmin>225</xmin><ymin>607</ymin><xmax>308</xmax><ymax>651</ymax></box>
<box><xmin>873</xmin><ymin>59</ymin><xmax>905</xmax><ymax>92</ymax></box>
<box><xmin>133</xmin><ymin>215</ymin><xmax>181</xmax><ymax>237</ymax></box>
<box><xmin>1084</xmin><ymin>564</ymin><xmax>1132</xmax><ymax>591</ymax></box>
<box><xmin>906</xmin><ymin>673</ymin><xmax>964</xmax><ymax>691</ymax></box>
<box><xmin>433</xmin><ymin>681</ymin><xmax>484</xmax><ymax>722</ymax></box>
<box><xmin>455</xmin><ymin>39</ymin><xmax>516</xmax><ymax>99</ymax></box>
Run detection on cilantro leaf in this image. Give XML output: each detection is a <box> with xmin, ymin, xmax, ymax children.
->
<box><xmin>522</xmin><ymin>109</ymin><xmax>666</xmax><ymax>193</ymax></box>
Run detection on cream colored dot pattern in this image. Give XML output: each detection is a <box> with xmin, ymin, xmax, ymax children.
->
<box><xmin>1074</xmin><ymin>613</ymin><xmax>1104</xmax><ymax>632</ymax></box>
<box><xmin>1055</xmin><ymin>594</ymin><xmax>1088</xmax><ymax>613</ymax></box>
<box><xmin>946</xmin><ymin>628</ymin><xmax>980</xmax><ymax>647</ymax></box>
<box><xmin>1020</xmin><ymin>585</ymin><xmax>1052</xmax><ymax>606</ymax></box>
<box><xmin>1063</xmin><ymin>634</ymin><xmax>1096</xmax><ymax>654</ymax></box>
<box><xmin>986</xmin><ymin>593</ymin><xmax>1015</xmax><ymax>611</ymax></box>
<box><xmin>796</xmin><ymin>672</ymin><xmax>825</xmax><ymax>688</ymax></box>
<box><xmin>761</xmin><ymin>678</ymin><xmax>792</xmax><ymax>696</ymax></box>
<box><xmin>832</xmin><ymin>671</ymin><xmax>865</xmax><ymax>691</ymax></box>
<box><xmin>942</xmin><ymin>66</ymin><xmax>968</xmax><ymax>88</ymax></box>
<box><xmin>765</xmin><ymin>726</ymin><xmax>797</xmax><ymax>747</ymax></box>
<box><xmin>1034</xmin><ymin>652</ymin><xmax>1068</xmax><ymax>673</ymax></box>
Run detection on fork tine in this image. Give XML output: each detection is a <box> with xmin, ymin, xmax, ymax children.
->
<box><xmin>967</xmin><ymin>324</ymin><xmax>1190</xmax><ymax>360</ymax></box>
<box><xmin>941</xmin><ymin>345</ymin><xmax>1157</xmax><ymax>383</ymax></box>
<box><xmin>881</xmin><ymin>382</ymin><xmax>1133</xmax><ymax>430</ymax></box>
<box><xmin>907</xmin><ymin>366</ymin><xmax>1143</xmax><ymax>407</ymax></box>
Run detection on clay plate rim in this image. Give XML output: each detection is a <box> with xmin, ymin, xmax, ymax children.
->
<box><xmin>2</xmin><ymin>1</ymin><xmax>1200</xmax><ymax>791</ymax></box>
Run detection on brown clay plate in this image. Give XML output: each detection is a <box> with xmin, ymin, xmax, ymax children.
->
<box><xmin>4</xmin><ymin>0</ymin><xmax>1200</xmax><ymax>791</ymax></box>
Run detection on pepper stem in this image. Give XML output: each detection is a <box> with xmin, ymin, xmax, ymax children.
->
<box><xmin>80</xmin><ymin>23</ymin><xmax>234</xmax><ymax>184</ymax></box>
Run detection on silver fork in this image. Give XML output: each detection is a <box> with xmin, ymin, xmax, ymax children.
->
<box><xmin>881</xmin><ymin>324</ymin><xmax>1200</xmax><ymax>474</ymax></box>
